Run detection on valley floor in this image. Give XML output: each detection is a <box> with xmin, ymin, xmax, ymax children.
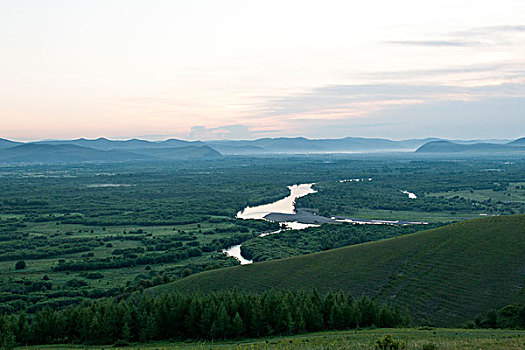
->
<box><xmin>17</xmin><ymin>328</ymin><xmax>525</xmax><ymax>350</ymax></box>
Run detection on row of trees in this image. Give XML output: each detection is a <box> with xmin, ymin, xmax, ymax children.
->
<box><xmin>0</xmin><ymin>290</ymin><xmax>409</xmax><ymax>346</ymax></box>
<box><xmin>241</xmin><ymin>223</ymin><xmax>440</xmax><ymax>262</ymax></box>
<box><xmin>54</xmin><ymin>246</ymin><xmax>203</xmax><ymax>272</ymax></box>
<box><xmin>472</xmin><ymin>304</ymin><xmax>525</xmax><ymax>329</ymax></box>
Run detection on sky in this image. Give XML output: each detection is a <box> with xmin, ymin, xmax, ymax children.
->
<box><xmin>1</xmin><ymin>0</ymin><xmax>524</xmax><ymax>141</ymax></box>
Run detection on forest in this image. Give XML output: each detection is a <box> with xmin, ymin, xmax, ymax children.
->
<box><xmin>0</xmin><ymin>290</ymin><xmax>409</xmax><ymax>346</ymax></box>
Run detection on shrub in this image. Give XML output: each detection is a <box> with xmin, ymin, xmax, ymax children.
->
<box><xmin>421</xmin><ymin>343</ymin><xmax>437</xmax><ymax>350</ymax></box>
<box><xmin>375</xmin><ymin>335</ymin><xmax>405</xmax><ymax>350</ymax></box>
<box><xmin>65</xmin><ymin>279</ymin><xmax>88</xmax><ymax>288</ymax></box>
<box><xmin>113</xmin><ymin>340</ymin><xmax>130</xmax><ymax>347</ymax></box>
<box><xmin>15</xmin><ymin>260</ymin><xmax>26</xmax><ymax>270</ymax></box>
<box><xmin>84</xmin><ymin>272</ymin><xmax>104</xmax><ymax>279</ymax></box>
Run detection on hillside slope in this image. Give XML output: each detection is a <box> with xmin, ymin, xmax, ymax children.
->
<box><xmin>155</xmin><ymin>215</ymin><xmax>525</xmax><ymax>326</ymax></box>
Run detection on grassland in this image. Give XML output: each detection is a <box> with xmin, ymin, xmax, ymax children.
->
<box><xmin>15</xmin><ymin>328</ymin><xmax>525</xmax><ymax>349</ymax></box>
<box><xmin>428</xmin><ymin>181</ymin><xmax>525</xmax><ymax>203</ymax></box>
<box><xmin>155</xmin><ymin>215</ymin><xmax>525</xmax><ymax>326</ymax></box>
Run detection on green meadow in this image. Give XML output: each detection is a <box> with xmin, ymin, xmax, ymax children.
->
<box><xmin>15</xmin><ymin>329</ymin><xmax>525</xmax><ymax>350</ymax></box>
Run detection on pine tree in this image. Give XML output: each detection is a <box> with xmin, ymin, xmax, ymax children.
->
<box><xmin>199</xmin><ymin>301</ymin><xmax>217</xmax><ymax>338</ymax></box>
<box><xmin>0</xmin><ymin>316</ymin><xmax>16</xmax><ymax>350</ymax></box>
<box><xmin>185</xmin><ymin>298</ymin><xmax>202</xmax><ymax>338</ymax></box>
<box><xmin>329</xmin><ymin>302</ymin><xmax>345</xmax><ymax>330</ymax></box>
<box><xmin>89</xmin><ymin>315</ymin><xmax>102</xmax><ymax>343</ymax></box>
<box><xmin>231</xmin><ymin>312</ymin><xmax>245</xmax><ymax>338</ymax></box>
<box><xmin>248</xmin><ymin>298</ymin><xmax>264</xmax><ymax>337</ymax></box>
<box><xmin>303</xmin><ymin>297</ymin><xmax>323</xmax><ymax>331</ymax></box>
<box><xmin>211</xmin><ymin>306</ymin><xmax>230</xmax><ymax>339</ymax></box>
<box><xmin>138</xmin><ymin>311</ymin><xmax>155</xmax><ymax>343</ymax></box>
<box><xmin>15</xmin><ymin>313</ymin><xmax>28</xmax><ymax>344</ymax></box>
<box><xmin>30</xmin><ymin>307</ymin><xmax>57</xmax><ymax>344</ymax></box>
<box><xmin>121</xmin><ymin>321</ymin><xmax>131</xmax><ymax>342</ymax></box>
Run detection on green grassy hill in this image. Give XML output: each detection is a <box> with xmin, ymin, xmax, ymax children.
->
<box><xmin>154</xmin><ymin>215</ymin><xmax>525</xmax><ymax>326</ymax></box>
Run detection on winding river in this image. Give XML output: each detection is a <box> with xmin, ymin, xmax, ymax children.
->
<box><xmin>236</xmin><ymin>183</ymin><xmax>317</xmax><ymax>220</ymax></box>
<box><xmin>401</xmin><ymin>190</ymin><xmax>418</xmax><ymax>199</ymax></box>
<box><xmin>223</xmin><ymin>183</ymin><xmax>318</xmax><ymax>264</ymax></box>
<box><xmin>224</xmin><ymin>182</ymin><xmax>426</xmax><ymax>264</ymax></box>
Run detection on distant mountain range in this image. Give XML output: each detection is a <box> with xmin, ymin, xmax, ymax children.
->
<box><xmin>204</xmin><ymin>137</ymin><xmax>517</xmax><ymax>154</ymax></box>
<box><xmin>508</xmin><ymin>137</ymin><xmax>525</xmax><ymax>146</ymax></box>
<box><xmin>0</xmin><ymin>136</ymin><xmax>523</xmax><ymax>163</ymax></box>
<box><xmin>33</xmin><ymin>137</ymin><xmax>205</xmax><ymax>150</ymax></box>
<box><xmin>0</xmin><ymin>141</ymin><xmax>221</xmax><ymax>164</ymax></box>
<box><xmin>207</xmin><ymin>137</ymin><xmax>406</xmax><ymax>154</ymax></box>
<box><xmin>416</xmin><ymin>139</ymin><xmax>525</xmax><ymax>153</ymax></box>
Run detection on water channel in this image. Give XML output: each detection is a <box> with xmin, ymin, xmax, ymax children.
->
<box><xmin>223</xmin><ymin>183</ymin><xmax>318</xmax><ymax>264</ymax></box>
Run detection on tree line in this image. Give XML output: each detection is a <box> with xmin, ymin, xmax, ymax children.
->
<box><xmin>0</xmin><ymin>290</ymin><xmax>409</xmax><ymax>347</ymax></box>
<box><xmin>471</xmin><ymin>304</ymin><xmax>525</xmax><ymax>329</ymax></box>
<box><xmin>241</xmin><ymin>223</ymin><xmax>441</xmax><ymax>262</ymax></box>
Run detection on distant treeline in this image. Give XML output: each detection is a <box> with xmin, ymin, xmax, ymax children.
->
<box><xmin>0</xmin><ymin>290</ymin><xmax>409</xmax><ymax>346</ymax></box>
<box><xmin>471</xmin><ymin>304</ymin><xmax>525</xmax><ymax>329</ymax></box>
<box><xmin>241</xmin><ymin>223</ymin><xmax>441</xmax><ymax>262</ymax></box>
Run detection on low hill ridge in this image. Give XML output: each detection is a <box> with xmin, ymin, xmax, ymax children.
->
<box><xmin>0</xmin><ymin>138</ymin><xmax>22</xmax><ymax>149</ymax></box>
<box><xmin>508</xmin><ymin>137</ymin><xmax>525</xmax><ymax>146</ymax></box>
<box><xmin>154</xmin><ymin>215</ymin><xmax>525</xmax><ymax>326</ymax></box>
<box><xmin>2</xmin><ymin>136</ymin><xmax>524</xmax><ymax>155</ymax></box>
<box><xmin>0</xmin><ymin>143</ymin><xmax>221</xmax><ymax>163</ymax></box>
<box><xmin>416</xmin><ymin>140</ymin><xmax>525</xmax><ymax>153</ymax></box>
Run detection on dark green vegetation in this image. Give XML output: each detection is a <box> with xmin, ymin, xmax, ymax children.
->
<box><xmin>1</xmin><ymin>160</ymin><xmax>300</xmax><ymax>313</ymax></box>
<box><xmin>0</xmin><ymin>290</ymin><xmax>408</xmax><ymax>346</ymax></box>
<box><xmin>1</xmin><ymin>156</ymin><xmax>524</xmax><ymax>327</ymax></box>
<box><xmin>158</xmin><ymin>215</ymin><xmax>525</xmax><ymax>326</ymax></box>
<box><xmin>241</xmin><ymin>224</ymin><xmax>441</xmax><ymax>262</ymax></box>
<box><xmin>474</xmin><ymin>304</ymin><xmax>525</xmax><ymax>329</ymax></box>
<box><xmin>296</xmin><ymin>160</ymin><xmax>525</xmax><ymax>220</ymax></box>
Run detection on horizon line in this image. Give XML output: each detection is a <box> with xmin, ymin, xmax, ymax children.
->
<box><xmin>1</xmin><ymin>135</ymin><xmax>521</xmax><ymax>143</ymax></box>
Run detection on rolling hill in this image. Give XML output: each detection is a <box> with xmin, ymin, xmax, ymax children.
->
<box><xmin>35</xmin><ymin>137</ymin><xmax>203</xmax><ymax>150</ymax></box>
<box><xmin>0</xmin><ymin>144</ymin><xmax>152</xmax><ymax>163</ymax></box>
<box><xmin>0</xmin><ymin>138</ymin><xmax>21</xmax><ymax>149</ymax></box>
<box><xmin>0</xmin><ymin>143</ymin><xmax>221</xmax><ymax>163</ymax></box>
<box><xmin>154</xmin><ymin>215</ymin><xmax>525</xmax><ymax>326</ymax></box>
<box><xmin>508</xmin><ymin>137</ymin><xmax>525</xmax><ymax>146</ymax></box>
<box><xmin>416</xmin><ymin>140</ymin><xmax>525</xmax><ymax>153</ymax></box>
